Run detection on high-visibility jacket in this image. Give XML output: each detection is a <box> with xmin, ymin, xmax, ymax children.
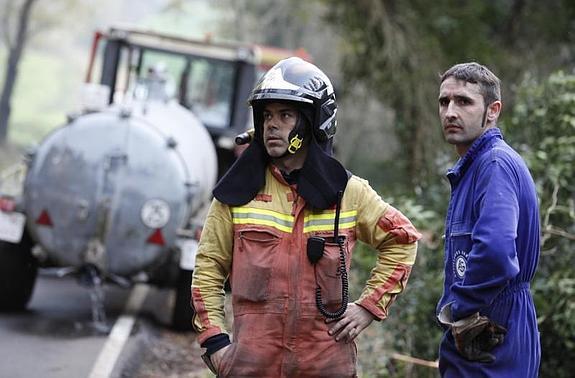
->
<box><xmin>192</xmin><ymin>165</ymin><xmax>420</xmax><ymax>377</ymax></box>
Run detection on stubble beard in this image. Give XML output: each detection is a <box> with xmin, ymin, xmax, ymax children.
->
<box><xmin>265</xmin><ymin>142</ymin><xmax>287</xmax><ymax>158</ymax></box>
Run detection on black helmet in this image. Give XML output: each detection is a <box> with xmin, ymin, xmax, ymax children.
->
<box><xmin>249</xmin><ymin>57</ymin><xmax>337</xmax><ymax>142</ymax></box>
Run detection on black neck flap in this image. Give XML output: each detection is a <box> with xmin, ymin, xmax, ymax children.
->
<box><xmin>212</xmin><ymin>140</ymin><xmax>269</xmax><ymax>207</ymax></box>
<box><xmin>296</xmin><ymin>137</ymin><xmax>350</xmax><ymax>209</ymax></box>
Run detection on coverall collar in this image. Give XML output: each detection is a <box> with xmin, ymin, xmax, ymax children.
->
<box><xmin>447</xmin><ymin>127</ymin><xmax>503</xmax><ymax>185</ymax></box>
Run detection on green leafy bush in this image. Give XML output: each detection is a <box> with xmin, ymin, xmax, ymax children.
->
<box><xmin>504</xmin><ymin>71</ymin><xmax>575</xmax><ymax>377</ymax></box>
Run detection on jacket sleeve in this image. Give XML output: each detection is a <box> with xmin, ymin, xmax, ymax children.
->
<box><xmin>191</xmin><ymin>198</ymin><xmax>234</xmax><ymax>344</ymax></box>
<box><xmin>353</xmin><ymin>178</ymin><xmax>421</xmax><ymax>320</ymax></box>
<box><xmin>450</xmin><ymin>156</ymin><xmax>521</xmax><ymax>320</ymax></box>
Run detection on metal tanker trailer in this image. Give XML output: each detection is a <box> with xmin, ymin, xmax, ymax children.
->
<box><xmin>25</xmin><ymin>98</ymin><xmax>216</xmax><ymax>278</ymax></box>
<box><xmin>5</xmin><ymin>80</ymin><xmax>218</xmax><ymax>330</ymax></box>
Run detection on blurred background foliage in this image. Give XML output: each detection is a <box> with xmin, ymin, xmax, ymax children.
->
<box><xmin>504</xmin><ymin>72</ymin><xmax>575</xmax><ymax>375</ymax></box>
<box><xmin>1</xmin><ymin>0</ymin><xmax>574</xmax><ymax>376</ymax></box>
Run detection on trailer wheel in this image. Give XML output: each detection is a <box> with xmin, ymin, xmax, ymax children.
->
<box><xmin>0</xmin><ymin>230</ymin><xmax>37</xmax><ymax>311</ymax></box>
<box><xmin>171</xmin><ymin>268</ymin><xmax>194</xmax><ymax>331</ymax></box>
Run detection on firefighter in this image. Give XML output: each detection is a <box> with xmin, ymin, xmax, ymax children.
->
<box><xmin>192</xmin><ymin>57</ymin><xmax>421</xmax><ymax>377</ymax></box>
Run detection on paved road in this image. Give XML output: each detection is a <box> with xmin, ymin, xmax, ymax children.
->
<box><xmin>0</xmin><ymin>273</ymin><xmax>171</xmax><ymax>378</ymax></box>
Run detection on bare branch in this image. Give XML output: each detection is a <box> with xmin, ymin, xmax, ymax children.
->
<box><xmin>541</xmin><ymin>176</ymin><xmax>560</xmax><ymax>245</ymax></box>
<box><xmin>543</xmin><ymin>226</ymin><xmax>575</xmax><ymax>241</ymax></box>
<box><xmin>0</xmin><ymin>0</ymin><xmax>39</xmax><ymax>143</ymax></box>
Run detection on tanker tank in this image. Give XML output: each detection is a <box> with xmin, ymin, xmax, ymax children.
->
<box><xmin>23</xmin><ymin>98</ymin><xmax>217</xmax><ymax>276</ymax></box>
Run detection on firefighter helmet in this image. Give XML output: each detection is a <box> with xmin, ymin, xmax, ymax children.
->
<box><xmin>249</xmin><ymin>57</ymin><xmax>337</xmax><ymax>142</ymax></box>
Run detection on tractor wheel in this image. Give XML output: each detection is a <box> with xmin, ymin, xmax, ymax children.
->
<box><xmin>171</xmin><ymin>268</ymin><xmax>194</xmax><ymax>331</ymax></box>
<box><xmin>0</xmin><ymin>230</ymin><xmax>38</xmax><ymax>311</ymax></box>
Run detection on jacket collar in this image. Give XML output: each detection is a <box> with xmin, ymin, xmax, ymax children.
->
<box><xmin>270</xmin><ymin>165</ymin><xmax>295</xmax><ymax>187</ymax></box>
<box><xmin>447</xmin><ymin>127</ymin><xmax>503</xmax><ymax>183</ymax></box>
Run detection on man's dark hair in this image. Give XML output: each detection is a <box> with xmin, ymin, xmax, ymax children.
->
<box><xmin>440</xmin><ymin>62</ymin><xmax>501</xmax><ymax>106</ymax></box>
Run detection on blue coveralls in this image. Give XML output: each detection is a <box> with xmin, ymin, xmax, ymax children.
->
<box><xmin>437</xmin><ymin>128</ymin><xmax>541</xmax><ymax>377</ymax></box>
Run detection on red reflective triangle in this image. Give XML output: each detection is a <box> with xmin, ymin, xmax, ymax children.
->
<box><xmin>36</xmin><ymin>210</ymin><xmax>53</xmax><ymax>226</ymax></box>
<box><xmin>0</xmin><ymin>197</ymin><xmax>16</xmax><ymax>212</ymax></box>
<box><xmin>146</xmin><ymin>229</ymin><xmax>165</xmax><ymax>246</ymax></box>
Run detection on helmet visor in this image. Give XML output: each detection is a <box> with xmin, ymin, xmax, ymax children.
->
<box><xmin>250</xmin><ymin>89</ymin><xmax>314</xmax><ymax>104</ymax></box>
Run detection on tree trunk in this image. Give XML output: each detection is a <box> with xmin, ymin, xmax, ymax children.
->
<box><xmin>0</xmin><ymin>0</ymin><xmax>38</xmax><ymax>145</ymax></box>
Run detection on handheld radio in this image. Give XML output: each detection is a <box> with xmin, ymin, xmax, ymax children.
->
<box><xmin>306</xmin><ymin>191</ymin><xmax>349</xmax><ymax>319</ymax></box>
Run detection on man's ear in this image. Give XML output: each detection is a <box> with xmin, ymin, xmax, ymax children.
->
<box><xmin>487</xmin><ymin>100</ymin><xmax>502</xmax><ymax>124</ymax></box>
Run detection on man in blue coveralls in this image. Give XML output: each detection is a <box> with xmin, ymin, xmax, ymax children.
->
<box><xmin>436</xmin><ymin>62</ymin><xmax>541</xmax><ymax>377</ymax></box>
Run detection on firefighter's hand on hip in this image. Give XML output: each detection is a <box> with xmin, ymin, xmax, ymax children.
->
<box><xmin>326</xmin><ymin>303</ymin><xmax>376</xmax><ymax>343</ymax></box>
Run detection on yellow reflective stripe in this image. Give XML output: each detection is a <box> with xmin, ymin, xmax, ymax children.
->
<box><xmin>233</xmin><ymin>218</ymin><xmax>292</xmax><ymax>233</ymax></box>
<box><xmin>304</xmin><ymin>210</ymin><xmax>357</xmax><ymax>221</ymax></box>
<box><xmin>304</xmin><ymin>221</ymin><xmax>357</xmax><ymax>233</ymax></box>
<box><xmin>304</xmin><ymin>216</ymin><xmax>357</xmax><ymax>228</ymax></box>
<box><xmin>231</xmin><ymin>207</ymin><xmax>294</xmax><ymax>233</ymax></box>
<box><xmin>231</xmin><ymin>207</ymin><xmax>358</xmax><ymax>233</ymax></box>
<box><xmin>303</xmin><ymin>210</ymin><xmax>357</xmax><ymax>233</ymax></box>
<box><xmin>232</xmin><ymin>207</ymin><xmax>294</xmax><ymax>221</ymax></box>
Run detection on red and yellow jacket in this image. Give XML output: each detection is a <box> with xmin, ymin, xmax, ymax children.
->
<box><xmin>192</xmin><ymin>166</ymin><xmax>420</xmax><ymax>376</ymax></box>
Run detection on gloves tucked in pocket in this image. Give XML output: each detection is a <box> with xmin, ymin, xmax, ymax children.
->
<box><xmin>438</xmin><ymin>303</ymin><xmax>507</xmax><ymax>363</ymax></box>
